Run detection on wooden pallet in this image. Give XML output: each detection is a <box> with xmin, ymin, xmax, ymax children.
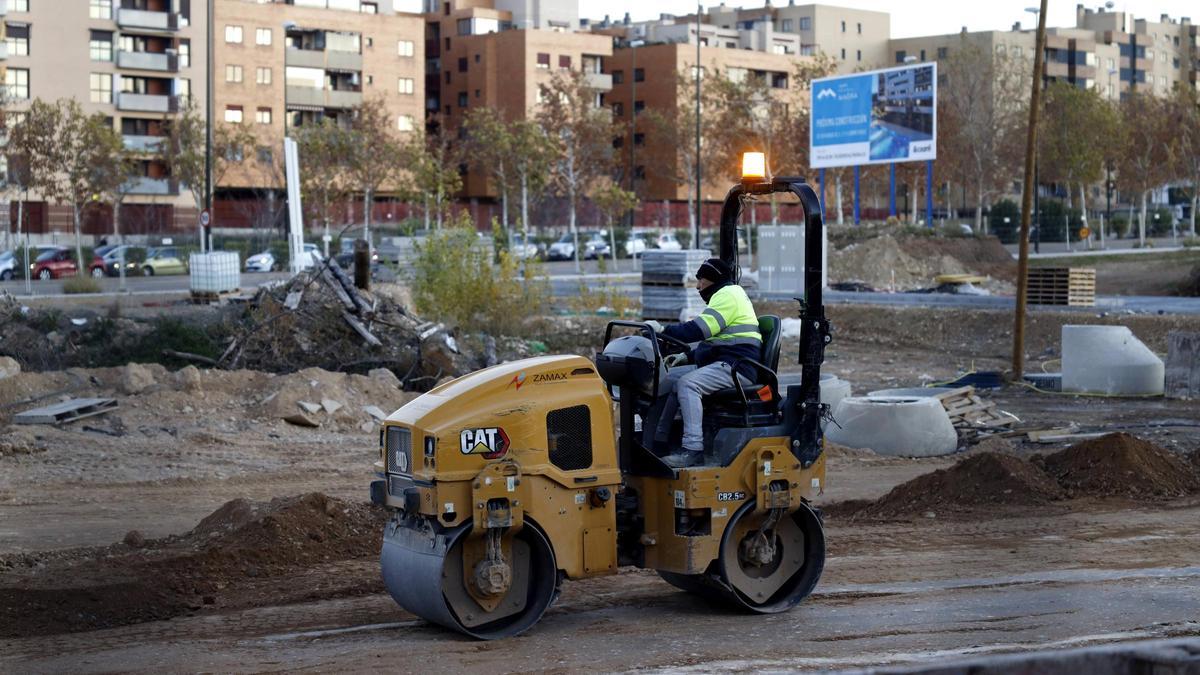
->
<box><xmin>188</xmin><ymin>289</ymin><xmax>242</xmax><ymax>305</ymax></box>
<box><xmin>1027</xmin><ymin>267</ymin><xmax>1095</xmax><ymax>307</ymax></box>
<box><xmin>14</xmin><ymin>398</ymin><xmax>119</xmax><ymax>425</ymax></box>
<box><xmin>932</xmin><ymin>386</ymin><xmax>1017</xmax><ymax>440</ymax></box>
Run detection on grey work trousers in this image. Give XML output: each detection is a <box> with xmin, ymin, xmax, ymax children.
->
<box><xmin>644</xmin><ymin>362</ymin><xmax>753</xmax><ymax>452</ymax></box>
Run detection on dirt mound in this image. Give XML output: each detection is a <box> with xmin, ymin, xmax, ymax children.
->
<box><xmin>0</xmin><ymin>493</ymin><xmax>387</xmax><ymax>637</ymax></box>
<box><xmin>851</xmin><ymin>452</ymin><xmax>1063</xmax><ymax>519</ymax></box>
<box><xmin>829</xmin><ymin>235</ymin><xmax>1014</xmax><ymax>292</ymax></box>
<box><xmin>1039</xmin><ymin>433</ymin><xmax>1200</xmax><ymax>500</ymax></box>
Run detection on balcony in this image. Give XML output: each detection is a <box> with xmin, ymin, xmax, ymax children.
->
<box><xmin>117</xmin><ymin>92</ymin><xmax>179</xmax><ymax>113</ymax></box>
<box><xmin>125</xmin><ymin>177</ymin><xmax>178</xmax><ymax>196</ymax></box>
<box><xmin>116</xmin><ymin>50</ymin><xmax>179</xmax><ymax>73</ymax></box>
<box><xmin>583</xmin><ymin>71</ymin><xmax>613</xmax><ymax>91</ymax></box>
<box><xmin>123</xmin><ymin>135</ymin><xmax>165</xmax><ymax>152</ymax></box>
<box><xmin>326</xmin><ymin>89</ymin><xmax>363</xmax><ymax>108</ymax></box>
<box><xmin>286</xmin><ymin>85</ymin><xmax>362</xmax><ymax>109</ymax></box>
<box><xmin>116</xmin><ymin>8</ymin><xmax>179</xmax><ymax>32</ymax></box>
<box><xmin>285</xmin><ymin>48</ymin><xmax>326</xmax><ymax>69</ymax></box>
<box><xmin>325</xmin><ymin>50</ymin><xmax>363</xmax><ymax>72</ymax></box>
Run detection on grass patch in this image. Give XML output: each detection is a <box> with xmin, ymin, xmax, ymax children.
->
<box><xmin>1030</xmin><ymin>250</ymin><xmax>1200</xmax><ymax>268</ymax></box>
<box><xmin>61</xmin><ymin>276</ymin><xmax>101</xmax><ymax>294</ymax></box>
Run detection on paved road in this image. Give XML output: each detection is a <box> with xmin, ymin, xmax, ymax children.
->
<box><xmin>0</xmin><ymin>271</ymin><xmax>292</xmax><ymax>297</ymax></box>
<box><xmin>1003</xmin><ymin>235</ymin><xmax>1194</xmax><ymax>257</ymax></box>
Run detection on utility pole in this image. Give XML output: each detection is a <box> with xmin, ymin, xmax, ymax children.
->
<box><xmin>694</xmin><ymin>2</ymin><xmax>702</xmax><ymax>248</ymax></box>
<box><xmin>1011</xmin><ymin>0</ymin><xmax>1048</xmax><ymax>381</ymax></box>
<box><xmin>203</xmin><ymin>0</ymin><xmax>214</xmax><ymax>252</ymax></box>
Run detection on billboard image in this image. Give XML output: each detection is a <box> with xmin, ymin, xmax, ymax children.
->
<box><xmin>810</xmin><ymin>63</ymin><xmax>936</xmax><ymax>169</ymax></box>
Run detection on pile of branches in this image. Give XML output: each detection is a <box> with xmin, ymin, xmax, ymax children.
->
<box><xmin>188</xmin><ymin>261</ymin><xmax>470</xmax><ymax>389</ymax></box>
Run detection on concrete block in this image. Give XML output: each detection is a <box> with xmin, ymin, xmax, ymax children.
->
<box><xmin>1062</xmin><ymin>325</ymin><xmax>1164</xmax><ymax>396</ymax></box>
<box><xmin>1164</xmin><ymin>331</ymin><xmax>1200</xmax><ymax>400</ymax></box>
<box><xmin>825</xmin><ymin>396</ymin><xmax>958</xmax><ymax>457</ymax></box>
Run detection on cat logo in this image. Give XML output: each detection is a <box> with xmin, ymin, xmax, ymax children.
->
<box><xmin>459</xmin><ymin>427</ymin><xmax>510</xmax><ymax>459</ymax></box>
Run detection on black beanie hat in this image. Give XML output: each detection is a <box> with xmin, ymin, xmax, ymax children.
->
<box><xmin>696</xmin><ymin>258</ymin><xmax>732</xmax><ymax>284</ymax></box>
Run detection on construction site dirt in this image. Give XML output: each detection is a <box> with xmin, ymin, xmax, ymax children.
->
<box><xmin>3</xmin><ymin>304</ymin><xmax>1199</xmax><ymax>673</ymax></box>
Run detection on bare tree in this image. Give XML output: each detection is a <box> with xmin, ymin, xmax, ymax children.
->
<box><xmin>160</xmin><ymin>99</ymin><xmax>256</xmax><ymax>237</ymax></box>
<box><xmin>1169</xmin><ymin>86</ymin><xmax>1200</xmax><ymax>236</ymax></box>
<box><xmin>345</xmin><ymin>97</ymin><xmax>400</xmax><ymax>247</ymax></box>
<box><xmin>591</xmin><ymin>180</ymin><xmax>638</xmax><ymax>271</ymax></box>
<box><xmin>464</xmin><ymin>106</ymin><xmax>516</xmax><ymax>233</ymax></box>
<box><xmin>508</xmin><ymin>119</ymin><xmax>554</xmax><ymax>235</ymax></box>
<box><xmin>1038</xmin><ymin>81</ymin><xmax>1118</xmax><ymax>217</ymax></box>
<box><xmin>402</xmin><ymin>114</ymin><xmax>465</xmax><ymax>230</ymax></box>
<box><xmin>1115</xmin><ymin>93</ymin><xmax>1173</xmax><ymax>245</ymax></box>
<box><xmin>294</xmin><ymin>117</ymin><xmax>353</xmax><ymax>237</ymax></box>
<box><xmin>6</xmin><ymin>99</ymin><xmax>60</xmax><ymax>263</ymax></box>
<box><xmin>536</xmin><ymin>71</ymin><xmax>615</xmax><ymax>272</ymax></box>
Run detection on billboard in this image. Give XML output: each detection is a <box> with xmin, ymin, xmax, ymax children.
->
<box><xmin>810</xmin><ymin>63</ymin><xmax>936</xmax><ymax>169</ymax></box>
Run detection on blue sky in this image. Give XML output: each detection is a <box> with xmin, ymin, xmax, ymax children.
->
<box><xmin>578</xmin><ymin>1</ymin><xmax>1197</xmax><ymax>39</ymax></box>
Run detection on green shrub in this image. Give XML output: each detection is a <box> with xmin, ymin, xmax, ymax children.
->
<box><xmin>1181</xmin><ymin>236</ymin><xmax>1200</xmax><ymax>249</ymax></box>
<box><xmin>410</xmin><ymin>213</ymin><xmax>549</xmax><ymax>337</ymax></box>
<box><xmin>62</xmin><ymin>276</ymin><xmax>101</xmax><ymax>294</ymax></box>
<box><xmin>988</xmin><ymin>199</ymin><xmax>1022</xmax><ymax>243</ymax></box>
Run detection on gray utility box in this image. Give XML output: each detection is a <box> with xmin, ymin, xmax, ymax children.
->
<box><xmin>756</xmin><ymin>225</ymin><xmax>827</xmax><ymax>294</ymax></box>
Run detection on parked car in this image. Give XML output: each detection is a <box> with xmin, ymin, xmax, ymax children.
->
<box><xmin>298</xmin><ymin>243</ymin><xmax>323</xmax><ymax>270</ymax></box>
<box><xmin>700</xmin><ymin>233</ymin><xmax>748</xmax><ymax>254</ymax></box>
<box><xmin>88</xmin><ymin>244</ymin><xmax>131</xmax><ymax>277</ymax></box>
<box><xmin>141</xmin><ymin>247</ymin><xmax>188</xmax><ymax>276</ymax></box>
<box><xmin>244</xmin><ymin>250</ymin><xmax>277</xmax><ymax>273</ymax></box>
<box><xmin>102</xmin><ymin>246</ymin><xmax>146</xmax><ymax>277</ymax></box>
<box><xmin>31</xmin><ymin>247</ymin><xmax>78</xmax><ymax>280</ymax></box>
<box><xmin>510</xmin><ymin>234</ymin><xmax>543</xmax><ymax>261</ymax></box>
<box><xmin>583</xmin><ymin>234</ymin><xmax>613</xmax><ymax>260</ymax></box>
<box><xmin>546</xmin><ymin>234</ymin><xmax>577</xmax><ymax>261</ymax></box>
<box><xmin>0</xmin><ymin>250</ymin><xmax>15</xmax><ymax>280</ymax></box>
<box><xmin>655</xmin><ymin>232</ymin><xmax>683</xmax><ymax>251</ymax></box>
<box><xmin>624</xmin><ymin>234</ymin><xmax>649</xmax><ymax>258</ymax></box>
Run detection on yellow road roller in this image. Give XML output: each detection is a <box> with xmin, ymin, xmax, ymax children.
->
<box><xmin>370</xmin><ymin>159</ymin><xmax>833</xmax><ymax>638</ymax></box>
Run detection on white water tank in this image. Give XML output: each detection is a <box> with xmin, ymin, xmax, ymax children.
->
<box><xmin>1061</xmin><ymin>325</ymin><xmax>1163</xmax><ymax>396</ymax></box>
<box><xmin>825</xmin><ymin>396</ymin><xmax>958</xmax><ymax>457</ymax></box>
<box><xmin>190</xmin><ymin>251</ymin><xmax>240</xmax><ymax>294</ymax></box>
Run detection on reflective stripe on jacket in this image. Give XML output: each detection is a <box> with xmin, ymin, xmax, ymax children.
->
<box><xmin>691</xmin><ymin>284</ymin><xmax>761</xmax><ymax>346</ymax></box>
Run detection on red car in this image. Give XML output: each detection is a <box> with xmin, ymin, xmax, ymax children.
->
<box><xmin>31</xmin><ymin>248</ymin><xmax>78</xmax><ymax>280</ymax></box>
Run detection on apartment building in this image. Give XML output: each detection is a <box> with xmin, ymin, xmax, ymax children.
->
<box><xmin>4</xmin><ymin>0</ymin><xmax>206</xmax><ymax>235</ymax></box>
<box><xmin>212</xmin><ymin>0</ymin><xmax>424</xmax><ymax>227</ymax></box>
<box><xmin>424</xmin><ymin>0</ymin><xmax>612</xmax><ymax>198</ymax></box>
<box><xmin>594</xmin><ymin>3</ymin><xmax>888</xmax><ymax>73</ymax></box>
<box><xmin>889</xmin><ymin>5</ymin><xmax>1198</xmax><ymax>102</ymax></box>
<box><xmin>608</xmin><ymin>41</ymin><xmax>806</xmax><ymax>204</ymax></box>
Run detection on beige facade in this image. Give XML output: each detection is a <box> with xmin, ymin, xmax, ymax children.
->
<box><xmin>426</xmin><ymin>0</ymin><xmax>612</xmax><ymax>197</ymax></box>
<box><xmin>214</xmin><ymin>0</ymin><xmax>425</xmax><ymax>195</ymax></box>
<box><xmin>3</xmin><ymin>0</ymin><xmax>206</xmax><ymax>234</ymax></box>
<box><xmin>609</xmin><ymin>43</ymin><xmax>809</xmax><ymax>203</ymax></box>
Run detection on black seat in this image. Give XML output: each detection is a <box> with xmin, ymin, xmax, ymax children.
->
<box><xmin>704</xmin><ymin>314</ymin><xmax>782</xmax><ymax>427</ymax></box>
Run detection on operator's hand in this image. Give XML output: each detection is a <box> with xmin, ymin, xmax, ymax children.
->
<box><xmin>644</xmin><ymin>320</ymin><xmax>664</xmax><ymax>333</ymax></box>
<box><xmin>664</xmin><ymin>353</ymin><xmax>689</xmax><ymax>368</ymax></box>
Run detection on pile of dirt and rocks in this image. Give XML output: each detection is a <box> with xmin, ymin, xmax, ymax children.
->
<box><xmin>1038</xmin><ymin>432</ymin><xmax>1200</xmax><ymax>500</ymax></box>
<box><xmin>837</xmin><ymin>433</ymin><xmax>1200</xmax><ymax>521</ymax></box>
<box><xmin>0</xmin><ymin>493</ymin><xmax>386</xmax><ymax>637</ymax></box>
<box><xmin>850</xmin><ymin>452</ymin><xmax>1064</xmax><ymax>519</ymax></box>
<box><xmin>828</xmin><ymin>234</ymin><xmax>1015</xmax><ymax>293</ymax></box>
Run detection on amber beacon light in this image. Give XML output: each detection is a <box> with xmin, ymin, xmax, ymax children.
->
<box><xmin>741</xmin><ymin>152</ymin><xmax>766</xmax><ymax>181</ymax></box>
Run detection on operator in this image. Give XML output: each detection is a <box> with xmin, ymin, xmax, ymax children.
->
<box><xmin>644</xmin><ymin>257</ymin><xmax>762</xmax><ymax>468</ymax></box>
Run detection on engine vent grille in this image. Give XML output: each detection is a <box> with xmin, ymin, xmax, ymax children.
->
<box><xmin>547</xmin><ymin>405</ymin><xmax>592</xmax><ymax>471</ymax></box>
<box><xmin>386</xmin><ymin>426</ymin><xmax>412</xmax><ymax>474</ymax></box>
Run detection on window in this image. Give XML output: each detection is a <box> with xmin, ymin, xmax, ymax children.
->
<box><xmin>840</xmin><ymin>48</ymin><xmax>845</xmax><ymax>59</ymax></box>
<box><xmin>397</xmin><ymin>114</ymin><xmax>414</xmax><ymax>131</ymax></box>
<box><xmin>612</xmin><ymin>102</ymin><xmax>623</xmax><ymax>116</ymax></box>
<box><xmin>1013</xmin><ymin>46</ymin><xmax>1023</xmax><ymax>58</ymax></box>
<box><xmin>919</xmin><ymin>49</ymin><xmax>925</xmax><ymax>60</ymax></box>
<box><xmin>397</xmin><ymin>77</ymin><xmax>414</xmax><ymax>94</ymax></box>
<box><xmin>612</xmin><ymin>70</ymin><xmax>624</xmax><ymax>84</ymax></box>
<box><xmin>856</xmin><ymin>49</ymin><xmax>862</xmax><ymax>61</ymax></box>
<box><xmin>444</xmin><ymin>37</ymin><xmax>450</xmax><ymax>51</ymax></box>
<box><xmin>633</xmin><ymin>100</ymin><xmax>644</xmax><ymax>115</ymax></box>
<box><xmin>799</xmin><ymin>17</ymin><xmax>811</xmax><ymax>30</ymax></box>
<box><xmin>178</xmin><ymin>77</ymin><xmax>190</xmax><ymax>102</ymax></box>
<box><xmin>1107</xmin><ymin>57</ymin><xmax>1115</xmax><ymax>69</ymax></box>
<box><xmin>365</xmin><ymin>37</ymin><xmax>373</xmax><ymax>47</ymax></box>
<box><xmin>444</xmin><ymin>70</ymin><xmax>450</xmax><ymax>84</ymax></box>
<box><xmin>937</xmin><ymin>46</ymin><xmax>948</xmax><ymax>58</ymax></box>
<box><xmin>727</xmin><ymin>66</ymin><xmax>747</xmax><ymax>82</ymax></box>
<box><xmin>475</xmin><ymin>88</ymin><xmax>480</xmax><ymax>98</ymax></box>
<box><xmin>257</xmin><ymin>147</ymin><xmax>274</xmax><ymax>164</ymax></box>
<box><xmin>361</xmin><ymin>2</ymin><xmax>377</xmax><ymax>14</ymax></box>
<box><xmin>256</xmin><ymin>66</ymin><xmax>272</xmax><ymax>84</ymax></box>
<box><xmin>895</xmin><ymin>50</ymin><xmax>907</xmax><ymax>63</ymax></box>
<box><xmin>536</xmin><ymin>52</ymin><xmax>550</xmax><ymax>69</ymax></box>
<box><xmin>841</xmin><ymin>20</ymin><xmax>846</xmax><ymax>32</ymax></box>
<box><xmin>5</xmin><ymin>68</ymin><xmax>29</xmax><ymax>100</ymax></box>
<box><xmin>225</xmin><ymin>25</ymin><xmax>243</xmax><ymax>44</ymax></box>
<box><xmin>255</xmin><ymin>107</ymin><xmax>271</xmax><ymax>124</ymax></box>
<box><xmin>89</xmin><ymin>30</ymin><xmax>113</xmax><ymax>62</ymax></box>
<box><xmin>366</xmin><ymin>74</ymin><xmax>373</xmax><ymax>84</ymax></box>
<box><xmin>781</xmin><ymin>19</ymin><xmax>793</xmax><ymax>32</ymax></box>
<box><xmin>256</xmin><ymin>28</ymin><xmax>272</xmax><ymax>46</ymax></box>
<box><xmin>225</xmin><ymin>64</ymin><xmax>243</xmax><ymax>83</ymax></box>
<box><xmin>634</xmin><ymin>67</ymin><xmax>644</xmax><ymax>82</ymax></box>
<box><xmin>857</xmin><ymin>22</ymin><xmax>862</xmax><ymax>34</ymax></box>
<box><xmin>89</xmin><ymin>0</ymin><xmax>110</xmax><ymax>19</ymax></box>
<box><xmin>633</xmin><ymin>132</ymin><xmax>644</xmax><ymax>146</ymax></box>
<box><xmin>457</xmin><ymin>91</ymin><xmax>467</xmax><ymax>107</ymax></box>
<box><xmin>397</xmin><ymin>40</ymin><xmax>414</xmax><ymax>57</ymax></box>
<box><xmin>178</xmin><ymin>39</ymin><xmax>190</xmax><ymax>67</ymax></box>
<box><xmin>6</xmin><ymin>23</ymin><xmax>29</xmax><ymax>56</ymax></box>
<box><xmin>89</xmin><ymin>73</ymin><xmax>112</xmax><ymax>103</ymax></box>
<box><xmin>559</xmin><ymin>54</ymin><xmax>571</xmax><ymax>69</ymax></box>
<box><xmin>458</xmin><ymin>56</ymin><xmax>467</xmax><ymax>72</ymax></box>
<box><xmin>224</xmin><ymin>105</ymin><xmax>243</xmax><ymax>123</ymax></box>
